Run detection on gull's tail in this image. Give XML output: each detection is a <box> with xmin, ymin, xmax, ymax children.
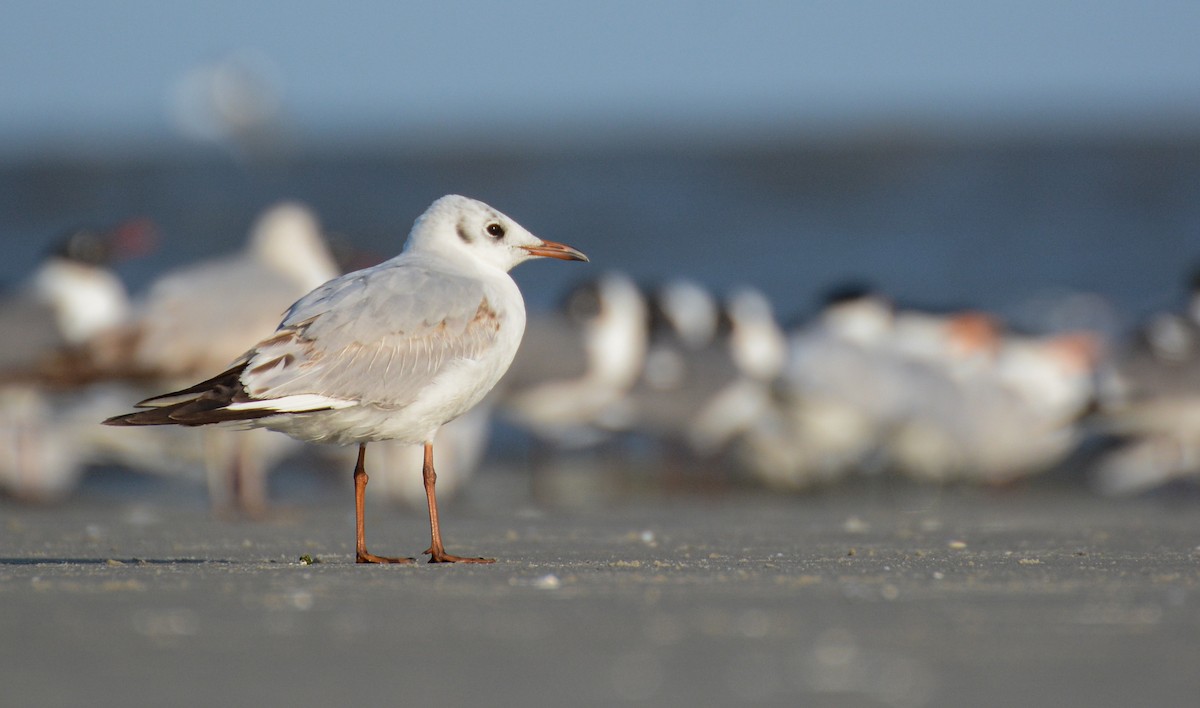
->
<box><xmin>102</xmin><ymin>362</ymin><xmax>276</xmax><ymax>427</ymax></box>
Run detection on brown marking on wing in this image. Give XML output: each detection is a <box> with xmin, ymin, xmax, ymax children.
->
<box><xmin>472</xmin><ymin>297</ymin><xmax>501</xmax><ymax>332</ymax></box>
<box><xmin>248</xmin><ymin>353</ymin><xmax>295</xmax><ymax>377</ymax></box>
<box><xmin>257</xmin><ymin>330</ymin><xmax>298</xmax><ymax>349</ymax></box>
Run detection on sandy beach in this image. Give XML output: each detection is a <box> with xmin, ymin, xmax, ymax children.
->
<box><xmin>2</xmin><ymin>469</ymin><xmax>1197</xmax><ymax>708</ymax></box>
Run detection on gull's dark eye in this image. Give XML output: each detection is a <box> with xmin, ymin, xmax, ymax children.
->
<box><xmin>486</xmin><ymin>223</ymin><xmax>505</xmax><ymax>240</ymax></box>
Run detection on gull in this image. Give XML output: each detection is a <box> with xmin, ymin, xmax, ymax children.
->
<box><xmin>121</xmin><ymin>201</ymin><xmax>340</xmax><ymax>514</ymax></box>
<box><xmin>105</xmin><ymin>195</ymin><xmax>587</xmax><ymax>563</ymax></box>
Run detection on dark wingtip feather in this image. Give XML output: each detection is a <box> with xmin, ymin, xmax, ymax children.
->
<box><xmin>102</xmin><ymin>359</ymin><xmax>337</xmax><ymax>427</ymax></box>
<box><xmin>103</xmin><ymin>408</ymin><xmax>190</xmax><ymax>426</ymax></box>
<box><xmin>103</xmin><ymin>397</ymin><xmax>285</xmax><ymax>427</ymax></box>
<box><xmin>133</xmin><ymin>362</ymin><xmax>250</xmax><ymax>408</ymax></box>
<box><xmin>103</xmin><ymin>361</ymin><xmax>262</xmax><ymax>427</ymax></box>
<box><xmin>102</xmin><ymin>413</ymin><xmax>137</xmax><ymax>426</ymax></box>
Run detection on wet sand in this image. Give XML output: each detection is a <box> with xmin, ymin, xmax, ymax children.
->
<box><xmin>1</xmin><ymin>472</ymin><xmax>1197</xmax><ymax>708</ymax></box>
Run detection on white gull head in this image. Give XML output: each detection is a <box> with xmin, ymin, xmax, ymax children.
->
<box><xmin>403</xmin><ymin>195</ymin><xmax>587</xmax><ymax>272</ymax></box>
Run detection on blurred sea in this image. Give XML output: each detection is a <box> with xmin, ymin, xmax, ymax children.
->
<box><xmin>3</xmin><ymin>136</ymin><xmax>1199</xmax><ymax>333</ymax></box>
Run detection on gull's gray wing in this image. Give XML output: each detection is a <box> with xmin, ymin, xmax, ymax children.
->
<box><xmin>237</xmin><ymin>262</ymin><xmax>506</xmax><ymax>409</ymax></box>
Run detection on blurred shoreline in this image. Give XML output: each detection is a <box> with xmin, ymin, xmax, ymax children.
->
<box><xmin>4</xmin><ymin>134</ymin><xmax>1198</xmax><ymax>323</ymax></box>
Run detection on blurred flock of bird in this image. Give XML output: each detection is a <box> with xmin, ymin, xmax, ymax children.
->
<box><xmin>2</xmin><ymin>199</ymin><xmax>1199</xmax><ymax>514</ymax></box>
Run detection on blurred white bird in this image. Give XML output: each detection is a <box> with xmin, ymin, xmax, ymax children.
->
<box><xmin>686</xmin><ymin>287</ymin><xmax>787</xmax><ymax>457</ymax></box>
<box><xmin>741</xmin><ymin>282</ymin><xmax>1100</xmax><ymax>489</ymax></box>
<box><xmin>0</xmin><ymin>221</ymin><xmax>155</xmax><ymax>382</ymax></box>
<box><xmin>639</xmin><ymin>278</ymin><xmax>721</xmax><ymax>393</ymax></box>
<box><xmin>0</xmin><ymin>386</ymin><xmax>84</xmax><ymax>502</ymax></box>
<box><xmin>128</xmin><ymin>202</ymin><xmax>339</xmax><ymax>378</ymax></box>
<box><xmin>0</xmin><ymin>222</ymin><xmax>156</xmax><ymax>501</ymax></box>
<box><xmin>620</xmin><ymin>282</ymin><xmax>789</xmax><ymax>491</ymax></box>
<box><xmin>117</xmin><ymin>202</ymin><xmax>340</xmax><ymax>514</ymax></box>
<box><xmin>1092</xmin><ymin>277</ymin><xmax>1200</xmax><ymax>494</ymax></box>
<box><xmin>0</xmin><ymin>383</ymin><xmax>211</xmax><ymax>503</ymax></box>
<box><xmin>495</xmin><ymin>273</ymin><xmax>647</xmax><ymax>505</ymax></box>
<box><xmin>500</xmin><ymin>272</ymin><xmax>648</xmax><ymax>447</ymax></box>
<box><xmin>887</xmin><ymin>330</ymin><xmax>1097</xmax><ymax>484</ymax></box>
<box><xmin>747</xmin><ymin>288</ymin><xmax>902</xmax><ymax>489</ymax></box>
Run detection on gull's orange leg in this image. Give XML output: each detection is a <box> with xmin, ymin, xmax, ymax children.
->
<box><xmin>354</xmin><ymin>443</ymin><xmax>414</xmax><ymax>564</ymax></box>
<box><xmin>422</xmin><ymin>442</ymin><xmax>494</xmax><ymax>564</ymax></box>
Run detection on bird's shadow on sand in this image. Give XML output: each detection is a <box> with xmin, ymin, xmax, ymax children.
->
<box><xmin>0</xmin><ymin>558</ymin><xmax>232</xmax><ymax>566</ymax></box>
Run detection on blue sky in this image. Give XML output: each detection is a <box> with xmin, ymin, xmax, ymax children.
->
<box><xmin>2</xmin><ymin>1</ymin><xmax>1199</xmax><ymax>154</ymax></box>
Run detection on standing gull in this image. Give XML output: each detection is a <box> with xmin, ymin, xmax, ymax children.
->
<box><xmin>105</xmin><ymin>195</ymin><xmax>588</xmax><ymax>563</ymax></box>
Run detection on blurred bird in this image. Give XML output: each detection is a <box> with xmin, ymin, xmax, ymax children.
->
<box><xmin>1092</xmin><ymin>272</ymin><xmax>1200</xmax><ymax>494</ymax></box>
<box><xmin>500</xmin><ymin>272</ymin><xmax>648</xmax><ymax>448</ymax></box>
<box><xmin>126</xmin><ymin>202</ymin><xmax>339</xmax><ymax>379</ymax></box>
<box><xmin>749</xmin><ymin>288</ymin><xmax>903</xmax><ymax>488</ymax></box>
<box><xmin>495</xmin><ymin>272</ymin><xmax>646</xmax><ymax>504</ymax></box>
<box><xmin>620</xmin><ymin>282</ymin><xmax>788</xmax><ymax>492</ymax></box>
<box><xmin>0</xmin><ymin>384</ymin><xmax>207</xmax><ymax>503</ymax></box>
<box><xmin>105</xmin><ymin>195</ymin><xmax>588</xmax><ymax>563</ymax></box>
<box><xmin>0</xmin><ymin>220</ymin><xmax>155</xmax><ymax>382</ymax></box>
<box><xmin>0</xmin><ymin>221</ymin><xmax>156</xmax><ymax>501</ymax></box>
<box><xmin>115</xmin><ymin>202</ymin><xmax>340</xmax><ymax>514</ymax></box>
<box><xmin>0</xmin><ymin>386</ymin><xmax>84</xmax><ymax>502</ymax></box>
<box><xmin>639</xmin><ymin>278</ymin><xmax>722</xmax><ymax>394</ymax></box>
<box><xmin>686</xmin><ymin>287</ymin><xmax>787</xmax><ymax>457</ymax></box>
<box><xmin>886</xmin><ymin>329</ymin><xmax>1098</xmax><ymax>484</ymax></box>
<box><xmin>742</xmin><ymin>290</ymin><xmax>1079</xmax><ymax>490</ymax></box>
<box><xmin>170</xmin><ymin>50</ymin><xmax>287</xmax><ymax>160</ymax></box>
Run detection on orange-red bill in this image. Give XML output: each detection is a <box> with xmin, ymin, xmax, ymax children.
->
<box><xmin>521</xmin><ymin>239</ymin><xmax>589</xmax><ymax>262</ymax></box>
